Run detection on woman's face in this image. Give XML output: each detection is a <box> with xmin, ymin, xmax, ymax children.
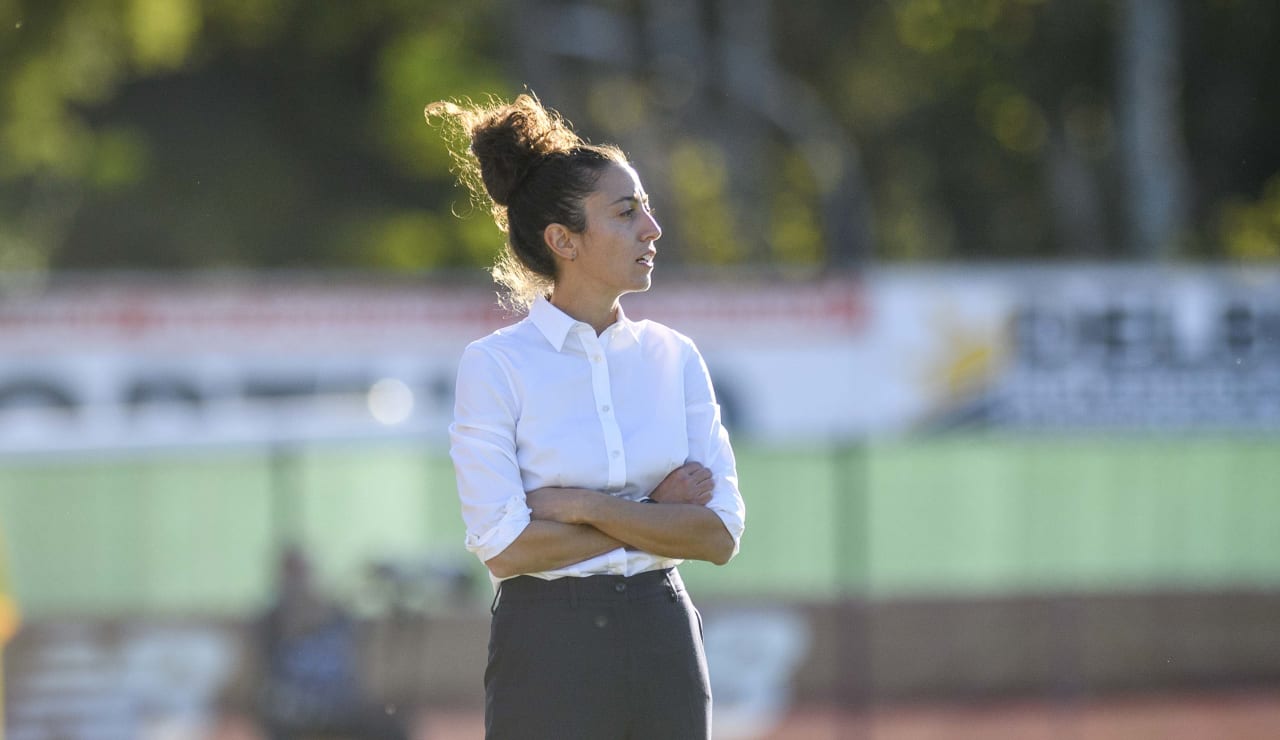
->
<box><xmin>569</xmin><ymin>163</ymin><xmax>662</xmax><ymax>299</ymax></box>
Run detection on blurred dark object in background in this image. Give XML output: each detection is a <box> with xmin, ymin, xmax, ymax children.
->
<box><xmin>223</xmin><ymin>546</ymin><xmax>409</xmax><ymax>740</ymax></box>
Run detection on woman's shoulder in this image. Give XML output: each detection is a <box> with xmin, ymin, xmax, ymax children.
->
<box><xmin>631</xmin><ymin>317</ymin><xmax>699</xmax><ymax>352</ymax></box>
<box><xmin>469</xmin><ymin>313</ymin><xmax>538</xmax><ymax>345</ymax></box>
<box><xmin>461</xmin><ymin>316</ymin><xmax>541</xmax><ymax>360</ymax></box>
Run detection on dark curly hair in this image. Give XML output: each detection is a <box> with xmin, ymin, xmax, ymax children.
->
<box><xmin>426</xmin><ymin>94</ymin><xmax>627</xmax><ymax>311</ymax></box>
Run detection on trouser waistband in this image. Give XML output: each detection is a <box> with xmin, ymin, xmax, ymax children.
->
<box><xmin>493</xmin><ymin>568</ymin><xmax>682</xmax><ymax>611</ymax></box>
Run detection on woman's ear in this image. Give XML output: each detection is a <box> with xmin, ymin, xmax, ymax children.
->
<box><xmin>543</xmin><ymin>224</ymin><xmax>578</xmax><ymax>262</ymax></box>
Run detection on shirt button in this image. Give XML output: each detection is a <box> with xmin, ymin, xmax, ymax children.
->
<box><xmin>601</xmin><ymin>405</ymin><xmax>611</xmax><ymax>413</ymax></box>
<box><xmin>614</xmin><ymin>582</ymin><xmax>627</xmax><ymax>593</ymax></box>
<box><xmin>592</xmin><ymin>355</ymin><xmax>602</xmax><ymax>363</ymax></box>
<box><xmin>611</xmin><ymin>450</ymin><xmax>621</xmax><ymax>459</ymax></box>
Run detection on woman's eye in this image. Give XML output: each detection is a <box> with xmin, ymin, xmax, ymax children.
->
<box><xmin>620</xmin><ymin>209</ymin><xmax>635</xmax><ymax>218</ymax></box>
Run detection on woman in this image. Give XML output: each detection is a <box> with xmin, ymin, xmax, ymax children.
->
<box><xmin>428</xmin><ymin>94</ymin><xmax>746</xmax><ymax>739</ymax></box>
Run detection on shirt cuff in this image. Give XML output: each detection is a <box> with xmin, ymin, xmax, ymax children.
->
<box><xmin>464</xmin><ymin>494</ymin><xmax>532</xmax><ymax>563</ymax></box>
<box><xmin>706</xmin><ymin>503</ymin><xmax>746</xmax><ymax>560</ymax></box>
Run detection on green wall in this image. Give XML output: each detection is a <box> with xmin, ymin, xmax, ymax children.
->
<box><xmin>2</xmin><ymin>436</ymin><xmax>1279</xmax><ymax>617</ymax></box>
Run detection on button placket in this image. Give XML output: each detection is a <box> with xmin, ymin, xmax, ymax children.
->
<box><xmin>580</xmin><ymin>327</ymin><xmax>626</xmax><ymax>490</ymax></box>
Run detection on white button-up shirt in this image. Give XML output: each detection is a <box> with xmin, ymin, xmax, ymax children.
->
<box><xmin>449</xmin><ymin>296</ymin><xmax>746</xmax><ymax>582</ymax></box>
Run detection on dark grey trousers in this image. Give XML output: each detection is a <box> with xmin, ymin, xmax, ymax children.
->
<box><xmin>484</xmin><ymin>568</ymin><xmax>711</xmax><ymax>739</ymax></box>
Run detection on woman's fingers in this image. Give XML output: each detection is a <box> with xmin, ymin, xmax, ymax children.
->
<box><xmin>648</xmin><ymin>462</ymin><xmax>715</xmax><ymax>504</ymax></box>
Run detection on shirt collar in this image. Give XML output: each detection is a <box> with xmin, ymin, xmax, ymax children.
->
<box><xmin>529</xmin><ymin>296</ymin><xmax>576</xmax><ymax>351</ymax></box>
<box><xmin>529</xmin><ymin>295</ymin><xmax>640</xmax><ymax>351</ymax></box>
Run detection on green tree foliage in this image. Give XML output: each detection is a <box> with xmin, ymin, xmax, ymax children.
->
<box><xmin>1</xmin><ymin>0</ymin><xmax>1278</xmax><ymax>271</ymax></box>
<box><xmin>0</xmin><ymin>0</ymin><xmax>508</xmax><ymax>272</ymax></box>
<box><xmin>780</xmin><ymin>0</ymin><xmax>1280</xmax><ymax>261</ymax></box>
<box><xmin>780</xmin><ymin>0</ymin><xmax>1103</xmax><ymax>260</ymax></box>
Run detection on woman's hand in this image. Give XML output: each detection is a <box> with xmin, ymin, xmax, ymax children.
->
<box><xmin>649</xmin><ymin>462</ymin><xmax>714</xmax><ymax>505</ymax></box>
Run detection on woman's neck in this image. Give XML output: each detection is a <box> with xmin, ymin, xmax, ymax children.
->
<box><xmin>550</xmin><ymin>289</ymin><xmax>620</xmax><ymax>335</ymax></box>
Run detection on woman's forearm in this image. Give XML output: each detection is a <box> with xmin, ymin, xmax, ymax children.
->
<box><xmin>528</xmin><ymin>488</ymin><xmax>734</xmax><ymax>565</ymax></box>
<box><xmin>484</xmin><ymin>519</ymin><xmax>626</xmax><ymax>579</ymax></box>
<box><xmin>582</xmin><ymin>496</ymin><xmax>735</xmax><ymax>564</ymax></box>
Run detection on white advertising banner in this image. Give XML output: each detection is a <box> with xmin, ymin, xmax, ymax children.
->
<box><xmin>0</xmin><ymin>275</ymin><xmax>866</xmax><ymax>453</ymax></box>
<box><xmin>1</xmin><ymin>266</ymin><xmax>1277</xmax><ymax>455</ymax></box>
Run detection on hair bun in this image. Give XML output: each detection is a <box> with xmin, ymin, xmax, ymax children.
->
<box><xmin>427</xmin><ymin>94</ymin><xmax>582</xmax><ymax>207</ymax></box>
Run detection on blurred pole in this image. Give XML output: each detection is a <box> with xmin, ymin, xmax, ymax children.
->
<box><xmin>835</xmin><ymin>438</ymin><xmax>870</xmax><ymax>739</ymax></box>
<box><xmin>268</xmin><ymin>442</ymin><xmax>304</xmax><ymax>556</ymax></box>
<box><xmin>512</xmin><ymin>1</ymin><xmax>577</xmax><ymax>109</ymax></box>
<box><xmin>1117</xmin><ymin>0</ymin><xmax>1191</xmax><ymax>258</ymax></box>
<box><xmin>716</xmin><ymin>33</ymin><xmax>874</xmax><ymax>268</ymax></box>
<box><xmin>716</xmin><ymin>0</ymin><xmax>772</xmax><ymax>262</ymax></box>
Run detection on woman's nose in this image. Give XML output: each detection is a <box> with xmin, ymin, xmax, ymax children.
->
<box><xmin>642</xmin><ymin>211</ymin><xmax>662</xmax><ymax>242</ymax></box>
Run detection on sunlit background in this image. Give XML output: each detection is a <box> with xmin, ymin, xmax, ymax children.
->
<box><xmin>3</xmin><ymin>1</ymin><xmax>1280</xmax><ymax>738</ymax></box>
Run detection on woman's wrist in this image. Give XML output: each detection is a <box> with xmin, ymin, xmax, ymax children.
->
<box><xmin>556</xmin><ymin>487</ymin><xmax>604</xmax><ymax>526</ymax></box>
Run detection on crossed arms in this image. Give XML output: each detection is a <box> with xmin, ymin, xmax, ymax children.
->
<box><xmin>484</xmin><ymin>462</ymin><xmax>735</xmax><ymax>579</ymax></box>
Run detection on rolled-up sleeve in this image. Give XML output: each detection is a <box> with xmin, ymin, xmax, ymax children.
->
<box><xmin>449</xmin><ymin>343</ymin><xmax>530</xmax><ymax>564</ymax></box>
<box><xmin>683</xmin><ymin>341</ymin><xmax>746</xmax><ymax>559</ymax></box>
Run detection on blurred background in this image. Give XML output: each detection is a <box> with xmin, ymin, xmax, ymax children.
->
<box><xmin>2</xmin><ymin>0</ymin><xmax>1280</xmax><ymax>738</ymax></box>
